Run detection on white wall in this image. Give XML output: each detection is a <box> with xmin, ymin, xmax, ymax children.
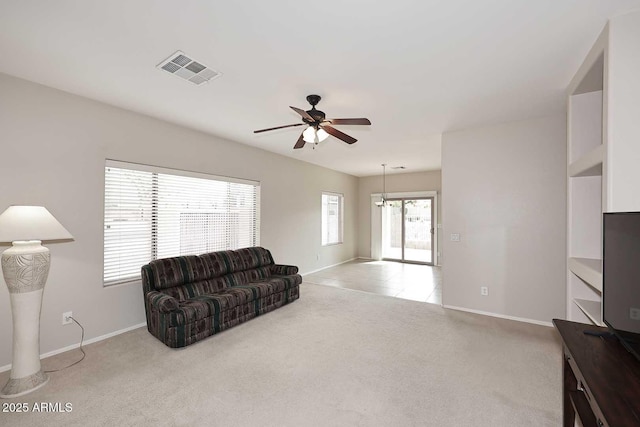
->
<box><xmin>0</xmin><ymin>73</ymin><xmax>358</xmax><ymax>368</ymax></box>
<box><xmin>607</xmin><ymin>11</ymin><xmax>640</xmax><ymax>212</ymax></box>
<box><xmin>441</xmin><ymin>116</ymin><xmax>566</xmax><ymax>323</ymax></box>
<box><xmin>357</xmin><ymin>171</ymin><xmax>442</xmax><ymax>259</ymax></box>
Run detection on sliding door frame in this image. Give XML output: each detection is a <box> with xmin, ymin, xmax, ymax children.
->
<box><xmin>370</xmin><ymin>190</ymin><xmax>438</xmax><ymax>265</ymax></box>
<box><xmin>382</xmin><ymin>197</ymin><xmax>434</xmax><ymax>265</ymax></box>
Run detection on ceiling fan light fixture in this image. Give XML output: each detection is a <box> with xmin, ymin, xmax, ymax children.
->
<box><xmin>317</xmin><ymin>128</ymin><xmax>329</xmax><ymax>141</ymax></box>
<box><xmin>302</xmin><ymin>126</ymin><xmax>329</xmax><ymax>144</ymax></box>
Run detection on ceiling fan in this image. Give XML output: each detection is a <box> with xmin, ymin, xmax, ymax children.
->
<box><xmin>254</xmin><ymin>94</ymin><xmax>371</xmax><ymax>149</ymax></box>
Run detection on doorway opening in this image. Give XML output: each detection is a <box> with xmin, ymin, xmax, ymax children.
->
<box><xmin>382</xmin><ymin>198</ymin><xmax>434</xmax><ymax>265</ymax></box>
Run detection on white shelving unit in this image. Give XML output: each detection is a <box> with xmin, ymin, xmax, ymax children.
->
<box><xmin>566</xmin><ymin>13</ymin><xmax>640</xmax><ymax>326</ymax></box>
<box><xmin>566</xmin><ymin>28</ymin><xmax>607</xmax><ymax>326</ymax></box>
<box><xmin>568</xmin><ymin>257</ymin><xmax>602</xmax><ymax>292</ymax></box>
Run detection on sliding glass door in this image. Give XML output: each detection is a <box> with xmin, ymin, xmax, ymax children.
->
<box><xmin>383</xmin><ymin>200</ymin><xmax>403</xmax><ymax>260</ymax></box>
<box><xmin>382</xmin><ymin>198</ymin><xmax>433</xmax><ymax>264</ymax></box>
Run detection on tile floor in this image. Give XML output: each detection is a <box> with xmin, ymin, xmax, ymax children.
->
<box><xmin>303</xmin><ymin>259</ymin><xmax>442</xmax><ymax>305</ymax></box>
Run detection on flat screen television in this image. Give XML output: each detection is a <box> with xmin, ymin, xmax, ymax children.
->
<box><xmin>603</xmin><ymin>212</ymin><xmax>640</xmax><ymax>362</ymax></box>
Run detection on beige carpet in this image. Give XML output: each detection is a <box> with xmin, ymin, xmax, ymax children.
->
<box><xmin>0</xmin><ymin>284</ymin><xmax>562</xmax><ymax>426</ymax></box>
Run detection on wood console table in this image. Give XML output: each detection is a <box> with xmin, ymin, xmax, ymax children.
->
<box><xmin>553</xmin><ymin>319</ymin><xmax>640</xmax><ymax>427</ymax></box>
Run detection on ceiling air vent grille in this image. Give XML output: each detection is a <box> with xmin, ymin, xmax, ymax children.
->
<box><xmin>157</xmin><ymin>51</ymin><xmax>222</xmax><ymax>85</ymax></box>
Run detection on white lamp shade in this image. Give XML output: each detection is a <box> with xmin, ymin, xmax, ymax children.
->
<box><xmin>0</xmin><ymin>206</ymin><xmax>73</xmax><ymax>243</ymax></box>
<box><xmin>317</xmin><ymin>128</ymin><xmax>329</xmax><ymax>142</ymax></box>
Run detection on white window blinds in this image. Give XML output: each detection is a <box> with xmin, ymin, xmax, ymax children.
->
<box><xmin>322</xmin><ymin>192</ymin><xmax>343</xmax><ymax>245</ymax></box>
<box><xmin>104</xmin><ymin>160</ymin><xmax>260</xmax><ymax>286</ymax></box>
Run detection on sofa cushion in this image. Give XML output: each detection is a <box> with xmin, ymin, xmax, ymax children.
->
<box><xmin>235</xmin><ymin>247</ymin><xmax>274</xmax><ymax>270</ymax></box>
<box><xmin>168</xmin><ymin>287</ymin><xmax>260</xmax><ymax>326</ymax></box>
<box><xmin>167</xmin><ymin>276</ymin><xmax>301</xmax><ymax>326</ymax></box>
<box><xmin>199</xmin><ymin>250</ymin><xmax>244</xmax><ymax>278</ymax></box>
<box><xmin>244</xmin><ymin>266</ymin><xmax>272</xmax><ymax>283</ymax></box>
<box><xmin>230</xmin><ymin>277</ymin><xmax>299</xmax><ymax>300</ymax></box>
<box><xmin>271</xmin><ymin>264</ymin><xmax>299</xmax><ymax>275</ymax></box>
<box><xmin>146</xmin><ymin>256</ymin><xmax>198</xmax><ymax>290</ymax></box>
<box><xmin>268</xmin><ymin>274</ymin><xmax>303</xmax><ymax>290</ymax></box>
<box><xmin>222</xmin><ymin>271</ymin><xmax>248</xmax><ymax>287</ymax></box>
<box><xmin>162</xmin><ymin>277</ymin><xmax>228</xmax><ymax>300</ymax></box>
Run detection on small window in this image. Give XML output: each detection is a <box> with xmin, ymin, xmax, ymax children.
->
<box><xmin>322</xmin><ymin>192</ymin><xmax>343</xmax><ymax>245</ymax></box>
<box><xmin>104</xmin><ymin>160</ymin><xmax>260</xmax><ymax>286</ymax></box>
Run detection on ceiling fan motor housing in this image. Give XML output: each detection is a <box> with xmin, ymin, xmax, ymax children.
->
<box><xmin>305</xmin><ymin>109</ymin><xmax>326</xmax><ymax>124</ymax></box>
<box><xmin>305</xmin><ymin>94</ymin><xmax>325</xmax><ymax>124</ymax></box>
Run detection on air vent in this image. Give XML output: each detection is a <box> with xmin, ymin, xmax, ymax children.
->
<box><xmin>157</xmin><ymin>51</ymin><xmax>222</xmax><ymax>85</ymax></box>
<box><xmin>391</xmin><ymin>166</ymin><xmax>406</xmax><ymax>170</ymax></box>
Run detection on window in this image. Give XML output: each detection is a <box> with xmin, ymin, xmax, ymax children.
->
<box><xmin>104</xmin><ymin>160</ymin><xmax>260</xmax><ymax>286</ymax></box>
<box><xmin>321</xmin><ymin>192</ymin><xmax>343</xmax><ymax>245</ymax></box>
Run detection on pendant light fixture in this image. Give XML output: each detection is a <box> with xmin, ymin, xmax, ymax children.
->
<box><xmin>374</xmin><ymin>164</ymin><xmax>387</xmax><ymax>207</ymax></box>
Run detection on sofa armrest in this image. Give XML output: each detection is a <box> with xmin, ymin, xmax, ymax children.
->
<box><xmin>146</xmin><ymin>291</ymin><xmax>179</xmax><ymax>313</ymax></box>
<box><xmin>271</xmin><ymin>264</ymin><xmax>299</xmax><ymax>275</ymax></box>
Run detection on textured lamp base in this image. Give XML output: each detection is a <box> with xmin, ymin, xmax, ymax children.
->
<box><xmin>0</xmin><ymin>371</ymin><xmax>49</xmax><ymax>398</ymax></box>
<box><xmin>1</xmin><ymin>241</ymin><xmax>50</xmax><ymax>399</ymax></box>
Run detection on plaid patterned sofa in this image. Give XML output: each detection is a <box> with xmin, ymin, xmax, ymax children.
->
<box><xmin>141</xmin><ymin>247</ymin><xmax>301</xmax><ymax>348</ymax></box>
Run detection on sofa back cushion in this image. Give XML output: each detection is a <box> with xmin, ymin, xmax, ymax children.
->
<box><xmin>235</xmin><ymin>247</ymin><xmax>274</xmax><ymax>284</ymax></box>
<box><xmin>146</xmin><ymin>256</ymin><xmax>198</xmax><ymax>290</ymax></box>
<box><xmin>236</xmin><ymin>247</ymin><xmax>274</xmax><ymax>269</ymax></box>
<box><xmin>145</xmin><ymin>250</ymin><xmax>247</xmax><ymax>291</ymax></box>
<box><xmin>143</xmin><ymin>247</ymin><xmax>275</xmax><ymax>296</ymax></box>
<box><xmin>199</xmin><ymin>250</ymin><xmax>244</xmax><ymax>278</ymax></box>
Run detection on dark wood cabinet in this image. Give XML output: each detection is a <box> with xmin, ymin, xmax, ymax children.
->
<box><xmin>553</xmin><ymin>319</ymin><xmax>640</xmax><ymax>427</ymax></box>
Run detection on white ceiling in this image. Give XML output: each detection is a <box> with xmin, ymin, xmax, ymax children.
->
<box><xmin>1</xmin><ymin>1</ymin><xmax>639</xmax><ymax>177</ymax></box>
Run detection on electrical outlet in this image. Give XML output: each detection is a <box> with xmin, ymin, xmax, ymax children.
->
<box><xmin>451</xmin><ymin>233</ymin><xmax>460</xmax><ymax>242</ymax></box>
<box><xmin>62</xmin><ymin>311</ymin><xmax>73</xmax><ymax>325</ymax></box>
<box><xmin>481</xmin><ymin>287</ymin><xmax>489</xmax><ymax>296</ymax></box>
<box><xmin>630</xmin><ymin>307</ymin><xmax>640</xmax><ymax>321</ymax></box>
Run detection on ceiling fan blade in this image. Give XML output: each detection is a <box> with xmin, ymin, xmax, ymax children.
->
<box><xmin>293</xmin><ymin>133</ymin><xmax>306</xmax><ymax>149</ymax></box>
<box><xmin>321</xmin><ymin>125</ymin><xmax>357</xmax><ymax>144</ymax></box>
<box><xmin>290</xmin><ymin>106</ymin><xmax>316</xmax><ymax>122</ymax></box>
<box><xmin>254</xmin><ymin>123</ymin><xmax>305</xmax><ymax>133</ymax></box>
<box><xmin>327</xmin><ymin>118</ymin><xmax>371</xmax><ymax>125</ymax></box>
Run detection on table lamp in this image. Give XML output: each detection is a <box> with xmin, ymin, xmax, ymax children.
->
<box><xmin>0</xmin><ymin>206</ymin><xmax>73</xmax><ymax>398</ymax></box>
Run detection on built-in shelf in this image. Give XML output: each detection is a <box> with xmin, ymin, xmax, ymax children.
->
<box><xmin>569</xmin><ymin>145</ymin><xmax>604</xmax><ymax>177</ymax></box>
<box><xmin>567</xmin><ymin>25</ymin><xmax>607</xmax><ymax>327</ymax></box>
<box><xmin>568</xmin><ymin>257</ymin><xmax>602</xmax><ymax>293</ymax></box>
<box><xmin>574</xmin><ymin>298</ymin><xmax>602</xmax><ymax>326</ymax></box>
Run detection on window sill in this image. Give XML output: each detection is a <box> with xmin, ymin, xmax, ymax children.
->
<box><xmin>322</xmin><ymin>242</ymin><xmax>343</xmax><ymax>247</ymax></box>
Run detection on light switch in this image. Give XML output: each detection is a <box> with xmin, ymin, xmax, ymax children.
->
<box><xmin>451</xmin><ymin>233</ymin><xmax>460</xmax><ymax>242</ymax></box>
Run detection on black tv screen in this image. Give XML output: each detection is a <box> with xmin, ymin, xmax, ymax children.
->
<box><xmin>603</xmin><ymin>212</ymin><xmax>640</xmax><ymax>362</ymax></box>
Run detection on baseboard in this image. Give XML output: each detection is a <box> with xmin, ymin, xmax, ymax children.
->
<box><xmin>443</xmin><ymin>305</ymin><xmax>554</xmax><ymax>327</ymax></box>
<box><xmin>302</xmin><ymin>257</ymin><xmax>358</xmax><ymax>276</ymax></box>
<box><xmin>0</xmin><ymin>322</ymin><xmax>147</xmax><ymax>373</ymax></box>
